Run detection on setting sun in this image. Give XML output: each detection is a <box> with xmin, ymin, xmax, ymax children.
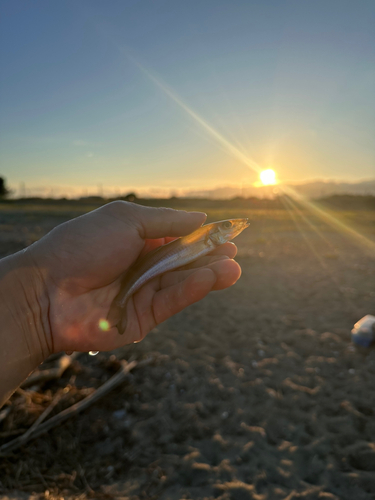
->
<box><xmin>260</xmin><ymin>169</ymin><xmax>277</xmax><ymax>186</ymax></box>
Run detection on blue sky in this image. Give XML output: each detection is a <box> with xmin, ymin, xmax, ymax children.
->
<box><xmin>0</xmin><ymin>0</ymin><xmax>374</xmax><ymax>197</ymax></box>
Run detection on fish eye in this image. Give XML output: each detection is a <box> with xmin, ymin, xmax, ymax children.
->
<box><xmin>222</xmin><ymin>221</ymin><xmax>233</xmax><ymax>229</ymax></box>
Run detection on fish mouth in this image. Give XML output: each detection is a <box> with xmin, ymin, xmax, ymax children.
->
<box><xmin>242</xmin><ymin>218</ymin><xmax>250</xmax><ymax>228</ymax></box>
<box><xmin>230</xmin><ymin>218</ymin><xmax>249</xmax><ymax>239</ymax></box>
<box><xmin>238</xmin><ymin>218</ymin><xmax>250</xmax><ymax>228</ymax></box>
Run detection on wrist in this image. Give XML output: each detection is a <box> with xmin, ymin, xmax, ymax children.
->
<box><xmin>0</xmin><ymin>249</ymin><xmax>52</xmax><ymax>365</ymax></box>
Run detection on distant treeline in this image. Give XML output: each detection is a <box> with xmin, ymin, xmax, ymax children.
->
<box><xmin>1</xmin><ymin>194</ymin><xmax>375</xmax><ymax>210</ymax></box>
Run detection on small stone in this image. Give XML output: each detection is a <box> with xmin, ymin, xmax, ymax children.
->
<box><xmin>113</xmin><ymin>409</ymin><xmax>127</xmax><ymax>420</ymax></box>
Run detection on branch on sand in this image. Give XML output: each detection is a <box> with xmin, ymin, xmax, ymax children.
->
<box><xmin>21</xmin><ymin>352</ymin><xmax>80</xmax><ymax>388</ymax></box>
<box><xmin>0</xmin><ymin>357</ymin><xmax>153</xmax><ymax>455</ymax></box>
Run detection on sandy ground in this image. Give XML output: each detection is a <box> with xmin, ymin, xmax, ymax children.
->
<box><xmin>0</xmin><ymin>204</ymin><xmax>375</xmax><ymax>500</ymax></box>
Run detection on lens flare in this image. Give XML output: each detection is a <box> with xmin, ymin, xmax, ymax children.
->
<box><xmin>99</xmin><ymin>318</ymin><xmax>110</xmax><ymax>331</ymax></box>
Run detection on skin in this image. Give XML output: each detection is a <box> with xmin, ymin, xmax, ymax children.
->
<box><xmin>0</xmin><ymin>202</ymin><xmax>241</xmax><ymax>407</ymax></box>
<box><xmin>108</xmin><ymin>218</ymin><xmax>249</xmax><ymax>334</ymax></box>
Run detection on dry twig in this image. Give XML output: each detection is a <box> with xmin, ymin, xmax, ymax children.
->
<box><xmin>0</xmin><ymin>406</ymin><xmax>11</xmax><ymax>425</ymax></box>
<box><xmin>20</xmin><ymin>388</ymin><xmax>69</xmax><ymax>443</ymax></box>
<box><xmin>21</xmin><ymin>352</ymin><xmax>80</xmax><ymax>388</ymax></box>
<box><xmin>0</xmin><ymin>357</ymin><xmax>153</xmax><ymax>455</ymax></box>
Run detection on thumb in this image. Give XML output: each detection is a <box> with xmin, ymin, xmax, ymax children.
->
<box><xmin>123</xmin><ymin>203</ymin><xmax>207</xmax><ymax>239</ymax></box>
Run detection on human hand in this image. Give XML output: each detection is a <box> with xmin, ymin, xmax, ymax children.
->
<box><xmin>26</xmin><ymin>202</ymin><xmax>241</xmax><ymax>354</ymax></box>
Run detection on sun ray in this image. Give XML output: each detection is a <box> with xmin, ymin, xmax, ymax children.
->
<box><xmin>281</xmin><ymin>195</ymin><xmax>360</xmax><ymax>316</ymax></box>
<box><xmin>117</xmin><ymin>50</ymin><xmax>375</xmax><ymax>258</ymax></box>
<box><xmin>89</xmin><ymin>22</ymin><xmax>375</xmax><ymax>259</ymax></box>
<box><xmin>124</xmin><ymin>53</ymin><xmax>262</xmax><ymax>175</ymax></box>
<box><xmin>279</xmin><ymin>185</ymin><xmax>375</xmax><ymax>257</ymax></box>
<box><xmin>283</xmin><ymin>194</ymin><xmax>339</xmax><ymax>255</ymax></box>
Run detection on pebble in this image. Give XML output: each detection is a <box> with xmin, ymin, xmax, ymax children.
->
<box><xmin>113</xmin><ymin>409</ymin><xmax>127</xmax><ymax>420</ymax></box>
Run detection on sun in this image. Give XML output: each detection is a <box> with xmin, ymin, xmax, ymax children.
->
<box><xmin>259</xmin><ymin>169</ymin><xmax>277</xmax><ymax>186</ymax></box>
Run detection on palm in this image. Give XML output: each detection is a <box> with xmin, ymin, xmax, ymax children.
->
<box><xmin>30</xmin><ymin>203</ymin><xmax>241</xmax><ymax>353</ymax></box>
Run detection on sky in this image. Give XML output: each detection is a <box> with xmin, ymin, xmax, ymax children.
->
<box><xmin>0</xmin><ymin>0</ymin><xmax>374</xmax><ymax>198</ymax></box>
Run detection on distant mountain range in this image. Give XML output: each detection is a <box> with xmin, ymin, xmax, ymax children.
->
<box><xmin>181</xmin><ymin>179</ymin><xmax>375</xmax><ymax>199</ymax></box>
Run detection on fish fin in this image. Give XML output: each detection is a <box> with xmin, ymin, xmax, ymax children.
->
<box><xmin>117</xmin><ymin>315</ymin><xmax>128</xmax><ymax>336</ymax></box>
<box><xmin>107</xmin><ymin>302</ymin><xmax>122</xmax><ymax>329</ymax></box>
<box><xmin>107</xmin><ymin>302</ymin><xmax>128</xmax><ymax>335</ymax></box>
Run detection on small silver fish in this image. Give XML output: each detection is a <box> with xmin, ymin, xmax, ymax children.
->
<box><xmin>108</xmin><ymin>218</ymin><xmax>249</xmax><ymax>334</ymax></box>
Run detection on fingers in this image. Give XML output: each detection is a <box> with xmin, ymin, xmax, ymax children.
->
<box><xmin>140</xmin><ymin>236</ymin><xmax>181</xmax><ymax>258</ymax></box>
<box><xmin>183</xmin><ymin>254</ymin><xmax>230</xmax><ymax>270</ymax></box>
<box><xmin>106</xmin><ymin>202</ymin><xmax>207</xmax><ymax>239</ymax></box>
<box><xmin>152</xmin><ymin>268</ymin><xmax>217</xmax><ymax>326</ymax></box>
<box><xmin>209</xmin><ymin>242</ymin><xmax>237</xmax><ymax>259</ymax></box>
<box><xmin>140</xmin><ymin>238</ymin><xmax>167</xmax><ymax>257</ymax></box>
<box><xmin>211</xmin><ymin>259</ymin><xmax>241</xmax><ymax>290</ymax></box>
<box><xmin>117</xmin><ymin>259</ymin><xmax>241</xmax><ymax>341</ymax></box>
<box><xmin>181</xmin><ymin>243</ymin><xmax>237</xmax><ymax>270</ymax></box>
<box><xmin>135</xmin><ymin>206</ymin><xmax>206</xmax><ymax>238</ymax></box>
<box><xmin>160</xmin><ymin>258</ymin><xmax>241</xmax><ymax>291</ymax></box>
<box><xmin>141</xmin><ymin>240</ymin><xmax>237</xmax><ymax>262</ymax></box>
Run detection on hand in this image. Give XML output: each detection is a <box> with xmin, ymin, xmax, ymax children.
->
<box><xmin>27</xmin><ymin>202</ymin><xmax>241</xmax><ymax>353</ymax></box>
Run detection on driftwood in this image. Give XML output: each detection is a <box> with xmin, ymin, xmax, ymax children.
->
<box><xmin>0</xmin><ymin>357</ymin><xmax>153</xmax><ymax>455</ymax></box>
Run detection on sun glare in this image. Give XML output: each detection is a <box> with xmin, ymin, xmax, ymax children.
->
<box><xmin>260</xmin><ymin>169</ymin><xmax>277</xmax><ymax>186</ymax></box>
